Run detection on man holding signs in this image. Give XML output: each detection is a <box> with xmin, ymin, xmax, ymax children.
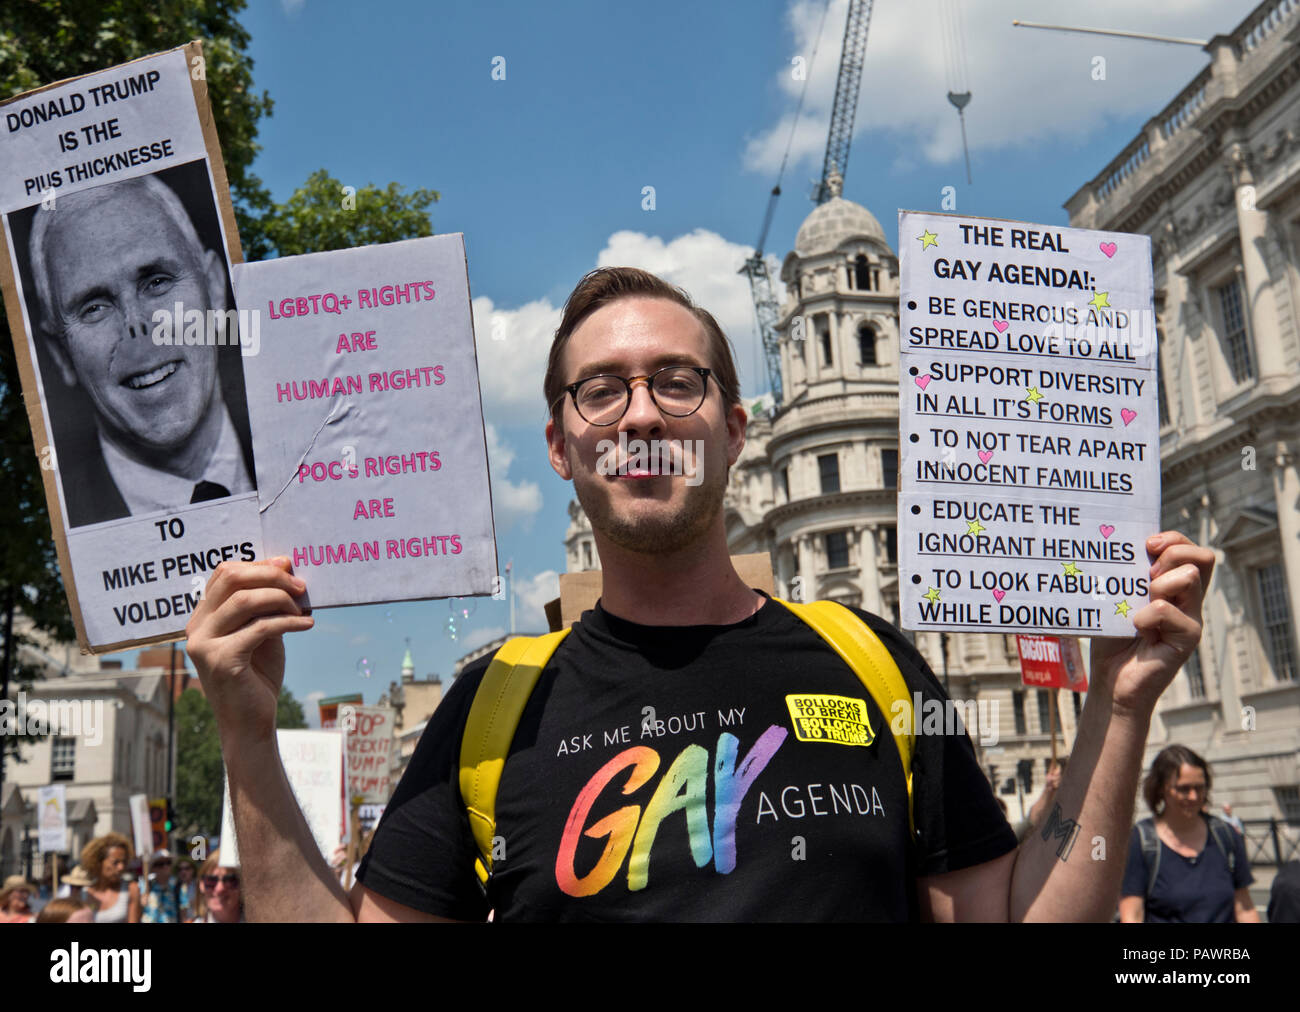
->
<box><xmin>189</xmin><ymin>265</ymin><xmax>1214</xmax><ymax>922</ymax></box>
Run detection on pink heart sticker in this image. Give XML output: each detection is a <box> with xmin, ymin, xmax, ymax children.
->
<box><xmin>992</xmin><ymin>320</ymin><xmax>1008</xmax><ymax>333</ymax></box>
<box><xmin>1120</xmin><ymin>408</ymin><xmax>1137</xmax><ymax>426</ymax></box>
<box><xmin>978</xmin><ymin>450</ymin><xmax>994</xmax><ymax>464</ymax></box>
<box><xmin>1099</xmin><ymin>524</ymin><xmax>1115</xmax><ymax>539</ymax></box>
<box><xmin>992</xmin><ymin>590</ymin><xmax>1005</xmax><ymax>603</ymax></box>
<box><xmin>1099</xmin><ymin>242</ymin><xmax>1117</xmax><ymax>258</ymax></box>
<box><xmin>915</xmin><ymin>375</ymin><xmax>932</xmax><ymax>390</ymax></box>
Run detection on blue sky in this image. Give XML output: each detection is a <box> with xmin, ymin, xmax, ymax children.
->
<box><xmin>116</xmin><ymin>0</ymin><xmax>1258</xmax><ymax>719</ymax></box>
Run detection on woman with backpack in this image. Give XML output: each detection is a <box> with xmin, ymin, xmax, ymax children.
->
<box><xmin>1119</xmin><ymin>745</ymin><xmax>1259</xmax><ymax>922</ymax></box>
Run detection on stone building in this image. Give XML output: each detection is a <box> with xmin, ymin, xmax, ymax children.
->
<box><xmin>1065</xmin><ymin>0</ymin><xmax>1300</xmax><ymax>843</ymax></box>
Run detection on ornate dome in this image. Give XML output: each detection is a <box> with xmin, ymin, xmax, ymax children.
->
<box><xmin>793</xmin><ymin>170</ymin><xmax>888</xmax><ymax>256</ymax></box>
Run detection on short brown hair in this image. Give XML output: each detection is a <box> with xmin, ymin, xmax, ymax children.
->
<box><xmin>544</xmin><ymin>267</ymin><xmax>742</xmax><ymax>425</ymax></box>
<box><xmin>1142</xmin><ymin>744</ymin><xmax>1212</xmax><ymax>815</ymax></box>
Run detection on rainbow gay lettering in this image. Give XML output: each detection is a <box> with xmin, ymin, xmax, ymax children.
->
<box><xmin>555</xmin><ymin>726</ymin><xmax>787</xmax><ymax>897</ymax></box>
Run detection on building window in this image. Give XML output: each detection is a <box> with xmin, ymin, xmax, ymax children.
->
<box><xmin>818</xmin><ymin>453</ymin><xmax>840</xmax><ymax>494</ymax></box>
<box><xmin>883</xmin><ymin>525</ymin><xmax>897</xmax><ymax>564</ymax></box>
<box><xmin>854</xmin><ymin>254</ymin><xmax>871</xmax><ymax>291</ymax></box>
<box><xmin>1256</xmin><ymin>563</ymin><xmax>1298</xmax><ymax>681</ymax></box>
<box><xmin>51</xmin><ymin>737</ymin><xmax>76</xmax><ymax>782</ymax></box>
<box><xmin>818</xmin><ymin>316</ymin><xmax>833</xmax><ymax>368</ymax></box>
<box><xmin>582</xmin><ymin>542</ymin><xmax>592</xmax><ymax>569</ymax></box>
<box><xmin>1017</xmin><ymin>759</ymin><xmax>1035</xmax><ymax>794</ymax></box>
<box><xmin>825</xmin><ymin>531</ymin><xmax>850</xmax><ymax>570</ymax></box>
<box><xmin>1157</xmin><ymin>328</ymin><xmax>1170</xmax><ymax>426</ymax></box>
<box><xmin>1217</xmin><ymin>276</ymin><xmax>1255</xmax><ymax>383</ymax></box>
<box><xmin>882</xmin><ymin>449</ymin><xmax>898</xmax><ymax>489</ymax></box>
<box><xmin>780</xmin><ymin>466</ymin><xmax>790</xmax><ymax>502</ymax></box>
<box><xmin>857</xmin><ymin>323</ymin><xmax>877</xmax><ymax>366</ymax></box>
<box><xmin>1036</xmin><ymin>690</ymin><xmax>1056</xmax><ymax>734</ymax></box>
<box><xmin>1012</xmin><ymin>690</ymin><xmax>1027</xmax><ymax>735</ymax></box>
<box><xmin>1278</xmin><ymin>786</ymin><xmax>1300</xmax><ymax>821</ymax></box>
<box><xmin>1184</xmin><ymin>646</ymin><xmax>1205</xmax><ymax>698</ymax></box>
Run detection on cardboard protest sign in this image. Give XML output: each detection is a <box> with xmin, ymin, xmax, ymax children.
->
<box><xmin>898</xmin><ymin>210</ymin><xmax>1160</xmax><ymax>637</ymax></box>
<box><xmin>1016</xmin><ymin>634</ymin><xmax>1088</xmax><ymax>692</ymax></box>
<box><xmin>232</xmin><ymin>234</ymin><xmax>497</xmax><ymax>608</ymax></box>
<box><xmin>0</xmin><ymin>43</ymin><xmax>261</xmax><ymax>652</ymax></box>
<box><xmin>37</xmin><ymin>784</ymin><xmax>67</xmax><ymax>853</ymax></box>
<box><xmin>220</xmin><ymin>729</ymin><xmax>343</xmax><ymax>866</ymax></box>
<box><xmin>341</xmin><ymin>704</ymin><xmax>395</xmax><ymax>804</ymax></box>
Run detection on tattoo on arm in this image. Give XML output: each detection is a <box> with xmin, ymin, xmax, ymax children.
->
<box><xmin>1040</xmin><ymin>803</ymin><xmax>1081</xmax><ymax>862</ymax></box>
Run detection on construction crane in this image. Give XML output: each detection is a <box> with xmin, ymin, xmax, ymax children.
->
<box><xmin>741</xmin><ymin>0</ymin><xmax>875</xmax><ymax>408</ymax></box>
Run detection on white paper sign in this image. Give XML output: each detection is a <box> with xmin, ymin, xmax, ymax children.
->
<box><xmin>232</xmin><ymin>234</ymin><xmax>497</xmax><ymax>608</ymax></box>
<box><xmin>37</xmin><ymin>784</ymin><xmax>67</xmax><ymax>853</ymax></box>
<box><xmin>898</xmin><ymin>210</ymin><xmax>1160</xmax><ymax>637</ymax></box>
<box><xmin>129</xmin><ymin>793</ymin><xmax>152</xmax><ymax>857</ymax></box>
<box><xmin>0</xmin><ymin>45</ymin><xmax>263</xmax><ymax>651</ymax></box>
<box><xmin>220</xmin><ymin>729</ymin><xmax>343</xmax><ymax>867</ymax></box>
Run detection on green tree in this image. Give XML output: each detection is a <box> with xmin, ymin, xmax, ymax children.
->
<box><xmin>175</xmin><ymin>685</ymin><xmax>308</xmax><ymax>837</ymax></box>
<box><xmin>260</xmin><ymin>169</ymin><xmax>438</xmax><ymax>257</ymax></box>
<box><xmin>174</xmin><ymin>688</ymin><xmax>222</xmax><ymax>838</ymax></box>
<box><xmin>276</xmin><ymin>686</ymin><xmax>306</xmax><ymax>729</ymax></box>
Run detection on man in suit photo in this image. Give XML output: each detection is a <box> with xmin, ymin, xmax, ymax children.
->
<box><xmin>24</xmin><ymin>169</ymin><xmax>254</xmax><ymax>528</ymax></box>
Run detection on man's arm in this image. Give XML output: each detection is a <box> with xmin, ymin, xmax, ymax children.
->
<box><xmin>1233</xmin><ymin>888</ymin><xmax>1260</xmax><ymax>923</ymax></box>
<box><xmin>918</xmin><ymin>532</ymin><xmax>1214</xmax><ymax>922</ymax></box>
<box><xmin>187</xmin><ymin>557</ymin><xmax>431</xmax><ymax>923</ymax></box>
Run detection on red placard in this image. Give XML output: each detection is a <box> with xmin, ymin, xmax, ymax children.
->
<box><xmin>1016</xmin><ymin>635</ymin><xmax>1088</xmax><ymax>692</ymax></box>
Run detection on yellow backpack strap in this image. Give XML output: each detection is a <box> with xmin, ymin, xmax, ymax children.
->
<box><xmin>774</xmin><ymin>598</ymin><xmax>916</xmax><ymax>839</ymax></box>
<box><xmin>459</xmin><ymin>628</ymin><xmax>571</xmax><ymax>886</ymax></box>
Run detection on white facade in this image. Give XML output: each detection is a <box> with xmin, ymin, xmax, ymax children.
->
<box><xmin>1065</xmin><ymin>0</ymin><xmax>1300</xmax><ymax>841</ymax></box>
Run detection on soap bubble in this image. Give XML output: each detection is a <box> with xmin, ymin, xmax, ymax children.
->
<box><xmin>356</xmin><ymin>656</ymin><xmax>372</xmax><ymax>679</ymax></box>
<box><xmin>444</xmin><ymin>615</ymin><xmax>458</xmax><ymax>642</ymax></box>
<box><xmin>450</xmin><ymin>597</ymin><xmax>477</xmax><ymax>622</ymax></box>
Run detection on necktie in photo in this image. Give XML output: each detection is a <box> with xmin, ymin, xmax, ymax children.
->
<box><xmin>190</xmin><ymin>480</ymin><xmax>231</xmax><ymax>503</ymax></box>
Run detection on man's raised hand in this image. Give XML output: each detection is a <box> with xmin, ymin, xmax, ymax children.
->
<box><xmin>185</xmin><ymin>557</ymin><xmax>314</xmax><ymax>746</ymax></box>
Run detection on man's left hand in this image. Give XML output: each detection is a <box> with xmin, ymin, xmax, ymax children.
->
<box><xmin>1089</xmin><ymin>531</ymin><xmax>1215</xmax><ymax>720</ymax></box>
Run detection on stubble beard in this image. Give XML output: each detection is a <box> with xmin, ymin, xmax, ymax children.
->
<box><xmin>575</xmin><ymin>464</ymin><xmax>727</xmax><ymax>556</ymax></box>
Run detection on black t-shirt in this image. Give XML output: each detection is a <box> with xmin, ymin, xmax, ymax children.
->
<box><xmin>1120</xmin><ymin>817</ymin><xmax>1253</xmax><ymax>923</ymax></box>
<box><xmin>357</xmin><ymin>594</ymin><xmax>1017</xmax><ymax>921</ymax></box>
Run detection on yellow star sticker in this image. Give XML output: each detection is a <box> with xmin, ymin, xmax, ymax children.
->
<box><xmin>1024</xmin><ymin>386</ymin><xmax>1044</xmax><ymax>403</ymax></box>
<box><xmin>966</xmin><ymin>519</ymin><xmax>986</xmax><ymax>536</ymax></box>
<box><xmin>924</xmin><ymin>587</ymin><xmax>941</xmax><ymax>604</ymax></box>
<box><xmin>1089</xmin><ymin>291</ymin><xmax>1110</xmax><ymax>309</ymax></box>
<box><xmin>918</xmin><ymin>229</ymin><xmax>939</xmax><ymax>250</ymax></box>
<box><xmin>1115</xmin><ymin>599</ymin><xmax>1132</xmax><ymax>617</ymax></box>
<box><xmin>1061</xmin><ymin>561</ymin><xmax>1083</xmax><ymax>577</ymax></box>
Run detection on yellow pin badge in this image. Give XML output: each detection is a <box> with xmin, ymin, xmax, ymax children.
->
<box><xmin>785</xmin><ymin>694</ymin><xmax>876</xmax><ymax>747</ymax></box>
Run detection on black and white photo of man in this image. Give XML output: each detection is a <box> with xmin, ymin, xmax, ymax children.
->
<box><xmin>14</xmin><ymin>162</ymin><xmax>255</xmax><ymax>528</ymax></box>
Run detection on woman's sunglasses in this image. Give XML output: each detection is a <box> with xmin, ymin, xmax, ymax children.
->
<box><xmin>202</xmin><ymin>874</ymin><xmax>240</xmax><ymax>889</ymax></box>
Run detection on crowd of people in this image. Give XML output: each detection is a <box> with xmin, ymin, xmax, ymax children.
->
<box><xmin>0</xmin><ymin>834</ymin><xmax>243</xmax><ymax>923</ymax></box>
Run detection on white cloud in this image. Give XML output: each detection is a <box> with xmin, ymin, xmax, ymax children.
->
<box><xmin>304</xmin><ymin>690</ymin><xmax>325</xmax><ymax>728</ymax></box>
<box><xmin>280</xmin><ymin>0</ymin><xmax>305</xmax><ymax>13</ymax></box>
<box><xmin>473</xmin><ymin>295</ymin><xmax>562</xmax><ymax>428</ymax></box>
<box><xmin>515</xmin><ymin>569</ymin><xmax>560</xmax><ymax>632</ymax></box>
<box><xmin>474</xmin><ymin>230</ymin><xmax>783</xmax><ymax>419</ymax></box>
<box><xmin>596</xmin><ymin>229</ymin><xmax>784</xmax><ymax>405</ymax></box>
<box><xmin>745</xmin><ymin>0</ymin><xmax>1260</xmax><ymax>175</ymax></box>
<box><xmin>484</xmin><ymin>422</ymin><xmax>543</xmax><ymax>532</ymax></box>
<box><xmin>456</xmin><ymin>624</ymin><xmax>507</xmax><ymax>654</ymax></box>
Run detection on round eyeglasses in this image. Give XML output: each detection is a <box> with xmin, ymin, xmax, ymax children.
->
<box><xmin>562</xmin><ymin>366</ymin><xmax>713</xmax><ymax>426</ymax></box>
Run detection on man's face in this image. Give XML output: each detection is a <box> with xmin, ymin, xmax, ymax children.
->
<box><xmin>546</xmin><ymin>297</ymin><xmax>745</xmax><ymax>555</ymax></box>
<box><xmin>41</xmin><ymin>185</ymin><xmax>223</xmax><ymax>454</ymax></box>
